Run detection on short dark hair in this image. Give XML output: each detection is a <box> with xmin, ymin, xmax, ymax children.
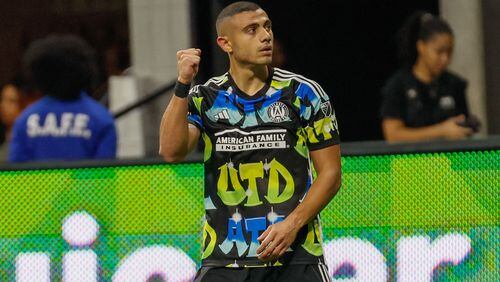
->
<box><xmin>8</xmin><ymin>73</ymin><xmax>32</xmax><ymax>95</ymax></box>
<box><xmin>23</xmin><ymin>34</ymin><xmax>98</xmax><ymax>100</ymax></box>
<box><xmin>397</xmin><ymin>11</ymin><xmax>453</xmax><ymax>68</ymax></box>
<box><xmin>216</xmin><ymin>1</ymin><xmax>262</xmax><ymax>34</ymax></box>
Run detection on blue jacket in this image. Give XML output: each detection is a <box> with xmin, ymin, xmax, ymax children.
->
<box><xmin>9</xmin><ymin>93</ymin><xmax>117</xmax><ymax>162</ymax></box>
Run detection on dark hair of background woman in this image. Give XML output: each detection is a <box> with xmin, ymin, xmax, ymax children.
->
<box><xmin>397</xmin><ymin>11</ymin><xmax>453</xmax><ymax>69</ymax></box>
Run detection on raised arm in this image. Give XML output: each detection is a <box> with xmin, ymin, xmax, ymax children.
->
<box><xmin>159</xmin><ymin>48</ymin><xmax>202</xmax><ymax>162</ymax></box>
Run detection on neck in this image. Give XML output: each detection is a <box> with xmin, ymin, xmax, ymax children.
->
<box><xmin>229</xmin><ymin>59</ymin><xmax>269</xmax><ymax>96</ymax></box>
<box><xmin>412</xmin><ymin>59</ymin><xmax>435</xmax><ymax>84</ymax></box>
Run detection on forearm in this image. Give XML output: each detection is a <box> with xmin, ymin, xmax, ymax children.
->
<box><xmin>286</xmin><ymin>169</ymin><xmax>341</xmax><ymax>230</ymax></box>
<box><xmin>160</xmin><ymin>48</ymin><xmax>201</xmax><ymax>161</ymax></box>
<box><xmin>159</xmin><ymin>95</ymin><xmax>190</xmax><ymax>161</ymax></box>
<box><xmin>385</xmin><ymin>124</ymin><xmax>444</xmax><ymax>142</ymax></box>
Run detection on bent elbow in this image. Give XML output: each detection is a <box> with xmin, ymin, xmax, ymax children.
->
<box><xmin>161</xmin><ymin>154</ymin><xmax>184</xmax><ymax>163</ymax></box>
<box><xmin>384</xmin><ymin>133</ymin><xmax>400</xmax><ymax>142</ymax></box>
<box><xmin>382</xmin><ymin>128</ymin><xmax>397</xmax><ymax>142</ymax></box>
<box><xmin>335</xmin><ymin>174</ymin><xmax>342</xmax><ymax>191</ymax></box>
<box><xmin>333</xmin><ymin>171</ymin><xmax>342</xmax><ymax>191</ymax></box>
<box><xmin>159</xmin><ymin>147</ymin><xmax>185</xmax><ymax>163</ymax></box>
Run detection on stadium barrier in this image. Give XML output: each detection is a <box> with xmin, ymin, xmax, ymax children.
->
<box><xmin>1</xmin><ymin>138</ymin><xmax>498</xmax><ymax>281</ymax></box>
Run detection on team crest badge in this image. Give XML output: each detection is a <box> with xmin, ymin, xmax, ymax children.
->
<box><xmin>321</xmin><ymin>102</ymin><xmax>332</xmax><ymax>116</ymax></box>
<box><xmin>267</xmin><ymin>102</ymin><xmax>289</xmax><ymax>123</ymax></box>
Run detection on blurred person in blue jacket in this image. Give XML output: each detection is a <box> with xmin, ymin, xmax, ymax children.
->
<box><xmin>9</xmin><ymin>35</ymin><xmax>117</xmax><ymax>162</ymax></box>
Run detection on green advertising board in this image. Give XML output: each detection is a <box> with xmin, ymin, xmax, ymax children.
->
<box><xmin>0</xmin><ymin>150</ymin><xmax>498</xmax><ymax>281</ymax></box>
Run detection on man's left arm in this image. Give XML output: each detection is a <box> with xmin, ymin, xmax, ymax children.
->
<box><xmin>257</xmin><ymin>144</ymin><xmax>342</xmax><ymax>261</ymax></box>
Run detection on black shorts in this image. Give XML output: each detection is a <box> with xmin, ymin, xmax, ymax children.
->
<box><xmin>194</xmin><ymin>264</ymin><xmax>331</xmax><ymax>282</ymax></box>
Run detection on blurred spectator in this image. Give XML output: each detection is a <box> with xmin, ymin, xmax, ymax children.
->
<box><xmin>9</xmin><ymin>35</ymin><xmax>117</xmax><ymax>162</ymax></box>
<box><xmin>380</xmin><ymin>12</ymin><xmax>479</xmax><ymax>142</ymax></box>
<box><xmin>94</xmin><ymin>38</ymin><xmax>131</xmax><ymax>107</ymax></box>
<box><xmin>272</xmin><ymin>38</ymin><xmax>287</xmax><ymax>68</ymax></box>
<box><xmin>0</xmin><ymin>76</ymin><xmax>40</xmax><ymax>161</ymax></box>
<box><xmin>0</xmin><ymin>83</ymin><xmax>22</xmax><ymax>160</ymax></box>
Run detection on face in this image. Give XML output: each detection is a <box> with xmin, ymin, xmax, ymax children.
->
<box><xmin>417</xmin><ymin>33</ymin><xmax>454</xmax><ymax>77</ymax></box>
<box><xmin>0</xmin><ymin>84</ymin><xmax>22</xmax><ymax>127</ymax></box>
<box><xmin>217</xmin><ymin>9</ymin><xmax>273</xmax><ymax>65</ymax></box>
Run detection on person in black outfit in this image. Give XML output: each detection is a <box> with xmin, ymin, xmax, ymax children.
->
<box><xmin>380</xmin><ymin>12</ymin><xmax>478</xmax><ymax>142</ymax></box>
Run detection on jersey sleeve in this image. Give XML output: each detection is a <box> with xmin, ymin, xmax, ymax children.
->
<box><xmin>296</xmin><ymin>82</ymin><xmax>340</xmax><ymax>151</ymax></box>
<box><xmin>380</xmin><ymin>75</ymin><xmax>405</xmax><ymax>119</ymax></box>
<box><xmin>187</xmin><ymin>85</ymin><xmax>204</xmax><ymax>132</ymax></box>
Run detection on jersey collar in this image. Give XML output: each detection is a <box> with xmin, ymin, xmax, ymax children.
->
<box><xmin>226</xmin><ymin>67</ymin><xmax>274</xmax><ymax>100</ymax></box>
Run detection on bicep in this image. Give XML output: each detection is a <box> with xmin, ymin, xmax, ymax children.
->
<box><xmin>187</xmin><ymin>124</ymin><xmax>201</xmax><ymax>153</ymax></box>
<box><xmin>310</xmin><ymin>144</ymin><xmax>341</xmax><ymax>176</ymax></box>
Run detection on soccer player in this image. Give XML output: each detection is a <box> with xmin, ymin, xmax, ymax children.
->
<box><xmin>159</xmin><ymin>2</ymin><xmax>341</xmax><ymax>281</ymax></box>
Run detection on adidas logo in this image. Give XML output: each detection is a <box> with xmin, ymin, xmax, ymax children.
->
<box><xmin>215</xmin><ymin>109</ymin><xmax>230</xmax><ymax>120</ymax></box>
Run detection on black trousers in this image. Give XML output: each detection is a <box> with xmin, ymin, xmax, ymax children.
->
<box><xmin>194</xmin><ymin>264</ymin><xmax>331</xmax><ymax>282</ymax></box>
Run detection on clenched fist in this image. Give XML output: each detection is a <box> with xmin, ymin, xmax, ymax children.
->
<box><xmin>177</xmin><ymin>48</ymin><xmax>201</xmax><ymax>84</ymax></box>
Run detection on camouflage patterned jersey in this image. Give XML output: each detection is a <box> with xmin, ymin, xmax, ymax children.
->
<box><xmin>187</xmin><ymin>67</ymin><xmax>340</xmax><ymax>267</ymax></box>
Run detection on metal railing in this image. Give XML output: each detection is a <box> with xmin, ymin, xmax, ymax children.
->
<box><xmin>1</xmin><ymin>136</ymin><xmax>498</xmax><ymax>171</ymax></box>
<box><xmin>112</xmin><ymin>79</ymin><xmax>177</xmax><ymax>119</ymax></box>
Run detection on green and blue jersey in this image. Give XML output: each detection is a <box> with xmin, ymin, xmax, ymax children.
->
<box><xmin>187</xmin><ymin>68</ymin><xmax>340</xmax><ymax>267</ymax></box>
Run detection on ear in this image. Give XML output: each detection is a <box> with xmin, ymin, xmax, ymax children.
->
<box><xmin>416</xmin><ymin>39</ymin><xmax>426</xmax><ymax>55</ymax></box>
<box><xmin>216</xmin><ymin>36</ymin><xmax>232</xmax><ymax>53</ymax></box>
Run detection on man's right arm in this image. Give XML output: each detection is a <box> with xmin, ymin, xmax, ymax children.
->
<box><xmin>159</xmin><ymin>48</ymin><xmax>202</xmax><ymax>162</ymax></box>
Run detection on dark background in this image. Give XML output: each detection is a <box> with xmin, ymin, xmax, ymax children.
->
<box><xmin>0</xmin><ymin>0</ymin><xmax>440</xmax><ymax>142</ymax></box>
<box><xmin>0</xmin><ymin>0</ymin><xmax>129</xmax><ymax>96</ymax></box>
<box><xmin>192</xmin><ymin>0</ymin><xmax>439</xmax><ymax>141</ymax></box>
